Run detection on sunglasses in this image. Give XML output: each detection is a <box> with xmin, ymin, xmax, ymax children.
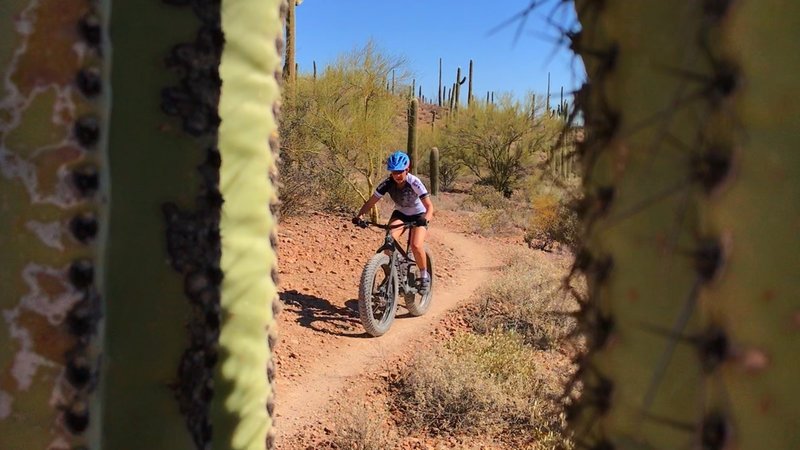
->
<box><xmin>391</xmin><ymin>170</ymin><xmax>407</xmax><ymax>175</ymax></box>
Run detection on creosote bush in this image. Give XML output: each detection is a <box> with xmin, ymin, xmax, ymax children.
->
<box><xmin>524</xmin><ymin>194</ymin><xmax>580</xmax><ymax>252</ymax></box>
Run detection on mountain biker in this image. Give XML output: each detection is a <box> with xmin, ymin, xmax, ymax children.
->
<box><xmin>353</xmin><ymin>150</ymin><xmax>434</xmax><ymax>294</ymax></box>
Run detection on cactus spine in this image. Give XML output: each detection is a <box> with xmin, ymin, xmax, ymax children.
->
<box><xmin>407</xmin><ymin>97</ymin><xmax>419</xmax><ymax>172</ymax></box>
<box><xmin>0</xmin><ymin>0</ymin><xmax>282</xmax><ymax>448</ymax></box>
<box><xmin>569</xmin><ymin>1</ymin><xmax>800</xmax><ymax>449</ymax></box>
<box><xmin>429</xmin><ymin>147</ymin><xmax>440</xmax><ymax>195</ymax></box>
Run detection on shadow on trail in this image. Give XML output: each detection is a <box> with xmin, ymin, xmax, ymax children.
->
<box><xmin>280</xmin><ymin>289</ymin><xmax>368</xmax><ymax>337</ymax></box>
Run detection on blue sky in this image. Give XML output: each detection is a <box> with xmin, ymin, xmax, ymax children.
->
<box><xmin>294</xmin><ymin>1</ymin><xmax>586</xmax><ymax>107</ymax></box>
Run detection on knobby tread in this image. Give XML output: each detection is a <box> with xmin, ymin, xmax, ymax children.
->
<box><xmin>358</xmin><ymin>253</ymin><xmax>397</xmax><ymax>337</ymax></box>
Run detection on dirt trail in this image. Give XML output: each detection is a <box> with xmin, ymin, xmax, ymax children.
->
<box><xmin>274</xmin><ymin>228</ymin><xmax>500</xmax><ymax>447</ymax></box>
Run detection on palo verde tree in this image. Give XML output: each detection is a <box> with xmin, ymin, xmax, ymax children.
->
<box><xmin>440</xmin><ymin>94</ymin><xmax>561</xmax><ymax>197</ymax></box>
<box><xmin>305</xmin><ymin>41</ymin><xmax>408</xmax><ymax>210</ymax></box>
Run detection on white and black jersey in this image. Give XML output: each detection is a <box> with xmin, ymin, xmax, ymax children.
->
<box><xmin>374</xmin><ymin>174</ymin><xmax>429</xmax><ymax>215</ymax></box>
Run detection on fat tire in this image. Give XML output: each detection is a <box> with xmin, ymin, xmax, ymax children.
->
<box><xmin>358</xmin><ymin>253</ymin><xmax>398</xmax><ymax>337</ymax></box>
<box><xmin>404</xmin><ymin>246</ymin><xmax>434</xmax><ymax>316</ymax></box>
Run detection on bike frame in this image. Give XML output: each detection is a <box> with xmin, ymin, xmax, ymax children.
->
<box><xmin>365</xmin><ymin>221</ymin><xmax>420</xmax><ymax>296</ymax></box>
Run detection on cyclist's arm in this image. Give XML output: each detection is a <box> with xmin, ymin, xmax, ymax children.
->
<box><xmin>421</xmin><ymin>195</ymin><xmax>434</xmax><ymax>223</ymax></box>
<box><xmin>356</xmin><ymin>193</ymin><xmax>381</xmax><ymax>218</ymax></box>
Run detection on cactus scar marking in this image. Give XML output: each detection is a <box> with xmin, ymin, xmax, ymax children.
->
<box><xmin>0</xmin><ymin>390</ymin><xmax>11</xmax><ymax>419</ymax></box>
<box><xmin>2</xmin><ymin>262</ymin><xmax>81</xmax><ymax>394</ymax></box>
<box><xmin>739</xmin><ymin>348</ymin><xmax>769</xmax><ymax>373</ymax></box>
<box><xmin>25</xmin><ymin>220</ymin><xmax>65</xmax><ymax>250</ymax></box>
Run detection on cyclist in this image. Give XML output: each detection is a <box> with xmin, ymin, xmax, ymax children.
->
<box><xmin>353</xmin><ymin>150</ymin><xmax>434</xmax><ymax>294</ymax></box>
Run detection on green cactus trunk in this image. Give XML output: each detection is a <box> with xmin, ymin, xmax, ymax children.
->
<box><xmin>407</xmin><ymin>97</ymin><xmax>418</xmax><ymax>173</ymax></box>
<box><xmin>467</xmin><ymin>59</ymin><xmax>473</xmax><ymax>106</ymax></box>
<box><xmin>283</xmin><ymin>0</ymin><xmax>296</xmax><ymax>84</ymax></box>
<box><xmin>454</xmin><ymin>67</ymin><xmax>461</xmax><ymax>111</ymax></box>
<box><xmin>0</xmin><ymin>0</ymin><xmax>282</xmax><ymax>449</ymax></box>
<box><xmin>438</xmin><ymin>57</ymin><xmax>443</xmax><ymax>107</ymax></box>
<box><xmin>569</xmin><ymin>1</ymin><xmax>800</xmax><ymax>449</ymax></box>
<box><xmin>545</xmin><ymin>72</ymin><xmax>551</xmax><ymax>116</ymax></box>
<box><xmin>429</xmin><ymin>147</ymin><xmax>439</xmax><ymax>195</ymax></box>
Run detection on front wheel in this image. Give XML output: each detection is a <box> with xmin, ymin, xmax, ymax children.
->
<box><xmin>358</xmin><ymin>253</ymin><xmax>398</xmax><ymax>337</ymax></box>
<box><xmin>404</xmin><ymin>247</ymin><xmax>434</xmax><ymax>316</ymax></box>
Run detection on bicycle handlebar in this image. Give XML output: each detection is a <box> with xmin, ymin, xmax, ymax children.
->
<box><xmin>353</xmin><ymin>219</ymin><xmax>418</xmax><ymax>230</ymax></box>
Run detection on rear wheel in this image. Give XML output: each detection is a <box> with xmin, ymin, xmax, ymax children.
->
<box><xmin>404</xmin><ymin>247</ymin><xmax>434</xmax><ymax>316</ymax></box>
<box><xmin>358</xmin><ymin>253</ymin><xmax>398</xmax><ymax>336</ymax></box>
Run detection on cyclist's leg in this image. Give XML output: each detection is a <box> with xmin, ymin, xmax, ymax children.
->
<box><xmin>410</xmin><ymin>225</ymin><xmax>430</xmax><ymax>293</ymax></box>
<box><xmin>409</xmin><ymin>225</ymin><xmax>428</xmax><ymax>274</ymax></box>
<box><xmin>386</xmin><ymin>210</ymin><xmax>406</xmax><ymax>255</ymax></box>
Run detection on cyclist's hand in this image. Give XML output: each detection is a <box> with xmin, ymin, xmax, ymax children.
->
<box><xmin>414</xmin><ymin>217</ymin><xmax>428</xmax><ymax>227</ymax></box>
<box><xmin>352</xmin><ymin>217</ymin><xmax>368</xmax><ymax>228</ymax></box>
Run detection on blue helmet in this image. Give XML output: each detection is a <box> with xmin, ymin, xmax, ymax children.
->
<box><xmin>386</xmin><ymin>151</ymin><xmax>410</xmax><ymax>171</ymax></box>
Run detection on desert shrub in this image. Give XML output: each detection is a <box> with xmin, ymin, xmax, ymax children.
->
<box><xmin>440</xmin><ymin>96</ymin><xmax>562</xmax><ymax>197</ymax></box>
<box><xmin>524</xmin><ymin>194</ymin><xmax>580</xmax><ymax>251</ymax></box>
<box><xmin>394</xmin><ymin>330</ymin><xmax>569</xmax><ymax>444</ymax></box>
<box><xmin>438</xmin><ymin>157</ymin><xmax>463</xmax><ymax>192</ymax></box>
<box><xmin>276</xmin><ymin>158</ymin><xmax>319</xmax><ymax>217</ymax></box>
<box><xmin>464</xmin><ymin>184</ymin><xmax>540</xmax><ymax>236</ymax></box>
<box><xmin>318</xmin><ymin>171</ymin><xmax>368</xmax><ymax>214</ymax></box>
<box><xmin>473</xmin><ymin>208</ymin><xmax>506</xmax><ymax>235</ymax></box>
<box><xmin>329</xmin><ymin>403</ymin><xmax>398</xmax><ymax>450</ymax></box>
<box><xmin>470</xmin><ymin>252</ymin><xmax>577</xmax><ymax>351</ymax></box>
<box><xmin>463</xmin><ymin>184</ymin><xmax>508</xmax><ymax>211</ymax></box>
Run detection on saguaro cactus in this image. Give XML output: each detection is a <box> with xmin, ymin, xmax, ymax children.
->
<box><xmin>407</xmin><ymin>97</ymin><xmax>419</xmax><ymax>172</ymax></box>
<box><xmin>467</xmin><ymin>59</ymin><xmax>474</xmax><ymax>106</ymax></box>
<box><xmin>545</xmin><ymin>72</ymin><xmax>551</xmax><ymax>115</ymax></box>
<box><xmin>453</xmin><ymin>67</ymin><xmax>466</xmax><ymax>110</ymax></box>
<box><xmin>437</xmin><ymin>57</ymin><xmax>443</xmax><ymax>106</ymax></box>
<box><xmin>282</xmin><ymin>0</ymin><xmax>302</xmax><ymax>84</ymax></box>
<box><xmin>429</xmin><ymin>147</ymin><xmax>440</xmax><ymax>195</ymax></box>
<box><xmin>0</xmin><ymin>0</ymin><xmax>282</xmax><ymax>449</ymax></box>
<box><xmin>568</xmin><ymin>1</ymin><xmax>800</xmax><ymax>449</ymax></box>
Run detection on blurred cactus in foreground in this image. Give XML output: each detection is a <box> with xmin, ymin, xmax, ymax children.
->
<box><xmin>0</xmin><ymin>0</ymin><xmax>282</xmax><ymax>448</ymax></box>
<box><xmin>567</xmin><ymin>1</ymin><xmax>800</xmax><ymax>449</ymax></box>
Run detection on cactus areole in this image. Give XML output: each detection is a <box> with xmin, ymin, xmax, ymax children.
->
<box><xmin>0</xmin><ymin>0</ymin><xmax>282</xmax><ymax>449</ymax></box>
<box><xmin>568</xmin><ymin>1</ymin><xmax>800</xmax><ymax>449</ymax></box>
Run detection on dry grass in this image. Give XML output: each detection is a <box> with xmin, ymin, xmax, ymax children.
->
<box><xmin>471</xmin><ymin>250</ymin><xmax>578</xmax><ymax>351</ymax></box>
<box><xmin>460</xmin><ymin>185</ymin><xmax>533</xmax><ymax>236</ymax></box>
<box><xmin>393</xmin><ymin>330</ymin><xmax>571</xmax><ymax>448</ymax></box>
<box><xmin>391</xmin><ymin>249</ymin><xmax>581</xmax><ymax>449</ymax></box>
<box><xmin>328</xmin><ymin>402</ymin><xmax>398</xmax><ymax>450</ymax></box>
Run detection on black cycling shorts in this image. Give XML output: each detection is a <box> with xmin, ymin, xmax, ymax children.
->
<box><xmin>389</xmin><ymin>210</ymin><xmax>426</xmax><ymax>227</ymax></box>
